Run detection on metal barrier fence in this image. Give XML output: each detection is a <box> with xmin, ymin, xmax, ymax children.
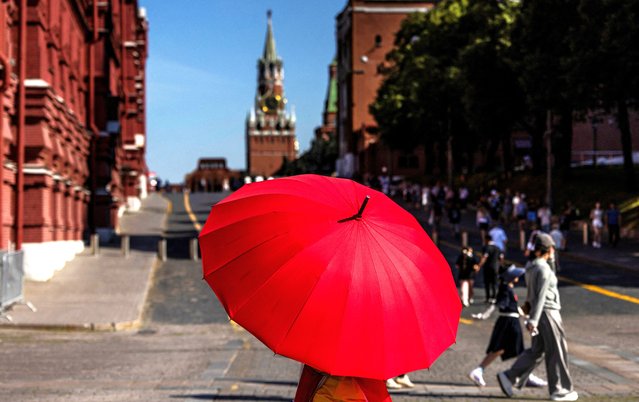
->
<box><xmin>0</xmin><ymin>250</ymin><xmax>24</xmax><ymax>311</ymax></box>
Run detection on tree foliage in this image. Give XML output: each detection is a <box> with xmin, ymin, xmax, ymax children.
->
<box><xmin>371</xmin><ymin>0</ymin><xmax>638</xmax><ymax>190</ymax></box>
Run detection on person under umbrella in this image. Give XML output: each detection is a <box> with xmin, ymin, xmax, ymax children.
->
<box><xmin>199</xmin><ymin>175</ymin><xmax>461</xmax><ymax>397</ymax></box>
<box><xmin>294</xmin><ymin>364</ymin><xmax>390</xmax><ymax>402</ymax></box>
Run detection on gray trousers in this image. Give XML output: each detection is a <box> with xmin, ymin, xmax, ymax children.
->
<box><xmin>504</xmin><ymin>309</ymin><xmax>574</xmax><ymax>395</ymax></box>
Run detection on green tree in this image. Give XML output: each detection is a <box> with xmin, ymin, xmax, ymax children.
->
<box><xmin>371</xmin><ymin>0</ymin><xmax>522</xmax><ymax>179</ymax></box>
<box><xmin>569</xmin><ymin>0</ymin><xmax>638</xmax><ymax>190</ymax></box>
<box><xmin>509</xmin><ymin>0</ymin><xmax>580</xmax><ymax>175</ymax></box>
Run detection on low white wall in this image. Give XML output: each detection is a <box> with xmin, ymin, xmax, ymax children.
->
<box><xmin>22</xmin><ymin>240</ymin><xmax>85</xmax><ymax>282</ymax></box>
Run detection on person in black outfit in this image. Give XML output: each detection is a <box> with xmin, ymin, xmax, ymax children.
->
<box><xmin>479</xmin><ymin>234</ymin><xmax>504</xmax><ymax>303</ymax></box>
<box><xmin>468</xmin><ymin>266</ymin><xmax>527</xmax><ymax>387</ymax></box>
<box><xmin>456</xmin><ymin>246</ymin><xmax>479</xmax><ymax>307</ymax></box>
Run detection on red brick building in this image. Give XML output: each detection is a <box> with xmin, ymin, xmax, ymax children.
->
<box><xmin>246</xmin><ymin>11</ymin><xmax>297</xmax><ymax>178</ymax></box>
<box><xmin>0</xmin><ymin>0</ymin><xmax>148</xmax><ymax>281</ymax></box>
<box><xmin>184</xmin><ymin>158</ymin><xmax>242</xmax><ymax>193</ymax></box>
<box><xmin>335</xmin><ymin>1</ymin><xmax>436</xmax><ymax>179</ymax></box>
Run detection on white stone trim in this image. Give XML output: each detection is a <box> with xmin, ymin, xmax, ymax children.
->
<box><xmin>126</xmin><ymin>196</ymin><xmax>142</xmax><ymax>212</ymax></box>
<box><xmin>352</xmin><ymin>6</ymin><xmax>431</xmax><ymax>13</ymax></box>
<box><xmin>23</xmin><ymin>165</ymin><xmax>53</xmax><ymax>176</ymax></box>
<box><xmin>23</xmin><ymin>240</ymin><xmax>85</xmax><ymax>282</ymax></box>
<box><xmin>24</xmin><ymin>79</ymin><xmax>51</xmax><ymax>88</ymax></box>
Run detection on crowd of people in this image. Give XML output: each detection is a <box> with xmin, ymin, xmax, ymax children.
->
<box><xmin>341</xmin><ymin>173</ymin><xmax>627</xmax><ymax>400</ymax></box>
<box><xmin>391</xmin><ymin>180</ymin><xmax>585</xmax><ymax>400</ymax></box>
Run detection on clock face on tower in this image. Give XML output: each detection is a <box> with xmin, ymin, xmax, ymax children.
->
<box><xmin>261</xmin><ymin>95</ymin><xmax>280</xmax><ymax>113</ymax></box>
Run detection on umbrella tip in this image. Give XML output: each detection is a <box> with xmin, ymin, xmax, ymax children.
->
<box><xmin>338</xmin><ymin>195</ymin><xmax>371</xmax><ymax>223</ymax></box>
<box><xmin>356</xmin><ymin>195</ymin><xmax>371</xmax><ymax>218</ymax></box>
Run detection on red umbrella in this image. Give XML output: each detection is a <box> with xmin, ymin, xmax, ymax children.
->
<box><xmin>199</xmin><ymin>174</ymin><xmax>460</xmax><ymax>380</ymax></box>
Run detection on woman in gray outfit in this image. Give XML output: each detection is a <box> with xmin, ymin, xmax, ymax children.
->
<box><xmin>497</xmin><ymin>233</ymin><xmax>578</xmax><ymax>401</ymax></box>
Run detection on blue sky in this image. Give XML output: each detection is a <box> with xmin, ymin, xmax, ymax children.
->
<box><xmin>139</xmin><ymin>0</ymin><xmax>346</xmax><ymax>183</ymax></box>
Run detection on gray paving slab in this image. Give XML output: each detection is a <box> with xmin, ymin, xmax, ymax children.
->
<box><xmin>0</xmin><ymin>192</ymin><xmax>169</xmax><ymax>330</ymax></box>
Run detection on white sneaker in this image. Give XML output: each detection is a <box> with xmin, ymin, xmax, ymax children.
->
<box><xmin>468</xmin><ymin>367</ymin><xmax>486</xmax><ymax>387</ymax></box>
<box><xmin>395</xmin><ymin>375</ymin><xmax>415</xmax><ymax>388</ymax></box>
<box><xmin>386</xmin><ymin>378</ymin><xmax>402</xmax><ymax>389</ymax></box>
<box><xmin>551</xmin><ymin>390</ymin><xmax>578</xmax><ymax>401</ymax></box>
<box><xmin>525</xmin><ymin>373</ymin><xmax>548</xmax><ymax>387</ymax></box>
<box><xmin>471</xmin><ymin>313</ymin><xmax>485</xmax><ymax>320</ymax></box>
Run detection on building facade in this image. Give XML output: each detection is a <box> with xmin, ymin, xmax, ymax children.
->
<box><xmin>0</xmin><ymin>0</ymin><xmax>148</xmax><ymax>281</ymax></box>
<box><xmin>184</xmin><ymin>158</ymin><xmax>242</xmax><ymax>193</ymax></box>
<box><xmin>246</xmin><ymin>11</ymin><xmax>297</xmax><ymax>178</ymax></box>
<box><xmin>335</xmin><ymin>0</ymin><xmax>435</xmax><ymax>179</ymax></box>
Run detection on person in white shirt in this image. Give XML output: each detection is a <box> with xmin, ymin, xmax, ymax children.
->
<box><xmin>489</xmin><ymin>223</ymin><xmax>508</xmax><ymax>253</ymax></box>
<box><xmin>537</xmin><ymin>204</ymin><xmax>552</xmax><ymax>233</ymax></box>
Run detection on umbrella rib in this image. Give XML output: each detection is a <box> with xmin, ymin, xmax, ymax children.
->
<box><xmin>202</xmin><ymin>195</ymin><xmax>340</xmax><ymax>235</ymax></box>
<box><xmin>361</xmin><ymin>220</ymin><xmax>455</xmax><ymax>367</ymax></box>
<box><xmin>272</xmin><ymin>225</ymin><xmax>356</xmax><ymax>358</ymax></box>
<box><xmin>203</xmin><ymin>231</ymin><xmax>282</xmax><ymax>282</ymax></box>
<box><xmin>223</xmin><ymin>226</ymin><xmax>336</xmax><ymax>327</ymax></box>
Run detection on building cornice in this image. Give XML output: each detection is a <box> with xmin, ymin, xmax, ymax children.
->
<box><xmin>352</xmin><ymin>5</ymin><xmax>432</xmax><ymax>13</ymax></box>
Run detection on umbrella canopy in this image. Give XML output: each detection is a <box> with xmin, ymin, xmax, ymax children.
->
<box><xmin>199</xmin><ymin>174</ymin><xmax>460</xmax><ymax>380</ymax></box>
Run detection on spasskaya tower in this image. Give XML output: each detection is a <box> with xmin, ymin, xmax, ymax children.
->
<box><xmin>246</xmin><ymin>11</ymin><xmax>298</xmax><ymax>178</ymax></box>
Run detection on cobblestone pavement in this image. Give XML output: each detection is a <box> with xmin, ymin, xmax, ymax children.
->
<box><xmin>0</xmin><ymin>191</ymin><xmax>638</xmax><ymax>401</ymax></box>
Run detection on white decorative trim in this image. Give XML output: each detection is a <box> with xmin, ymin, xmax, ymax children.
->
<box><xmin>124</xmin><ymin>41</ymin><xmax>138</xmax><ymax>48</ymax></box>
<box><xmin>3</xmin><ymin>161</ymin><xmax>16</xmax><ymax>171</ymax></box>
<box><xmin>123</xmin><ymin>144</ymin><xmax>139</xmax><ymax>151</ymax></box>
<box><xmin>24</xmin><ymin>79</ymin><xmax>51</xmax><ymax>88</ymax></box>
<box><xmin>23</xmin><ymin>165</ymin><xmax>53</xmax><ymax>176</ymax></box>
<box><xmin>352</xmin><ymin>6</ymin><xmax>431</xmax><ymax>13</ymax></box>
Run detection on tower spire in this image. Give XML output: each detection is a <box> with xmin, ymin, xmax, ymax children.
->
<box><xmin>263</xmin><ymin>10</ymin><xmax>278</xmax><ymax>62</ymax></box>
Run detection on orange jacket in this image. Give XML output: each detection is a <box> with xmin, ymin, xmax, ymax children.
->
<box><xmin>294</xmin><ymin>365</ymin><xmax>392</xmax><ymax>402</ymax></box>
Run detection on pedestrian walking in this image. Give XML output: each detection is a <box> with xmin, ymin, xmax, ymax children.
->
<box><xmin>459</xmin><ymin>185</ymin><xmax>469</xmax><ymax>210</ymax></box>
<box><xmin>549</xmin><ymin>223</ymin><xmax>564</xmax><ymax>254</ymax></box>
<box><xmin>605</xmin><ymin>202</ymin><xmax>621</xmax><ymax>247</ymax></box>
<box><xmin>489</xmin><ymin>222</ymin><xmax>508</xmax><ymax>253</ymax></box>
<box><xmin>559</xmin><ymin>202</ymin><xmax>575</xmax><ymax>251</ymax></box>
<box><xmin>478</xmin><ymin>234</ymin><xmax>504</xmax><ymax>303</ymax></box>
<box><xmin>476</xmin><ymin>204</ymin><xmax>490</xmax><ymax>245</ymax></box>
<box><xmin>502</xmin><ymin>188</ymin><xmax>514</xmax><ymax>228</ymax></box>
<box><xmin>497</xmin><ymin>234</ymin><xmax>578</xmax><ymax>401</ymax></box>
<box><xmin>469</xmin><ymin>266</ymin><xmax>548</xmax><ymax>388</ymax></box>
<box><xmin>514</xmin><ymin>193</ymin><xmax>528</xmax><ymax>231</ymax></box>
<box><xmin>456</xmin><ymin>246</ymin><xmax>479</xmax><ymax>307</ymax></box>
<box><xmin>448</xmin><ymin>200</ymin><xmax>462</xmax><ymax>239</ymax></box>
<box><xmin>386</xmin><ymin>374</ymin><xmax>415</xmax><ymax>389</ymax></box>
<box><xmin>590</xmin><ymin>201</ymin><xmax>604</xmax><ymax>248</ymax></box>
<box><xmin>537</xmin><ymin>204</ymin><xmax>552</xmax><ymax>233</ymax></box>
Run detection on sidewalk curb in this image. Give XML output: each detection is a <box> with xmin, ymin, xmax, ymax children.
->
<box><xmin>0</xmin><ymin>257</ymin><xmax>162</xmax><ymax>332</ymax></box>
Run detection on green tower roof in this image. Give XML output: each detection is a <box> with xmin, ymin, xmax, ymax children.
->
<box><xmin>326</xmin><ymin>59</ymin><xmax>338</xmax><ymax>114</ymax></box>
<box><xmin>262</xmin><ymin>10</ymin><xmax>279</xmax><ymax>63</ymax></box>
